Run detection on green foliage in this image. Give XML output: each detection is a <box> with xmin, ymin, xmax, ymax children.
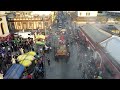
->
<box><xmin>115</xmin><ymin>17</ymin><xmax>120</xmax><ymax>21</ymax></box>
<box><xmin>97</xmin><ymin>16</ymin><xmax>108</xmax><ymax>22</ymax></box>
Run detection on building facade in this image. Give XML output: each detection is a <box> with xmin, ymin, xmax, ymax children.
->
<box><xmin>107</xmin><ymin>11</ymin><xmax>120</xmax><ymax>16</ymax></box>
<box><xmin>75</xmin><ymin>11</ymin><xmax>98</xmax><ymax>23</ymax></box>
<box><xmin>0</xmin><ymin>11</ymin><xmax>9</xmax><ymax>37</ymax></box>
<box><xmin>77</xmin><ymin>11</ymin><xmax>98</xmax><ymax>17</ymax></box>
<box><xmin>7</xmin><ymin>12</ymin><xmax>52</xmax><ymax>32</ymax></box>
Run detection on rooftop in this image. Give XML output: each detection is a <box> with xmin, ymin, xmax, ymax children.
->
<box><xmin>81</xmin><ymin>24</ymin><xmax>112</xmax><ymax>43</ymax></box>
<box><xmin>100</xmin><ymin>35</ymin><xmax>120</xmax><ymax>64</ymax></box>
<box><xmin>107</xmin><ymin>11</ymin><xmax>120</xmax><ymax>13</ymax></box>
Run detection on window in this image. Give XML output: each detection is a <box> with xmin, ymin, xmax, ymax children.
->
<box><xmin>88</xmin><ymin>12</ymin><xmax>90</xmax><ymax>16</ymax></box>
<box><xmin>86</xmin><ymin>12</ymin><xmax>90</xmax><ymax>16</ymax></box>
<box><xmin>79</xmin><ymin>13</ymin><xmax>81</xmax><ymax>16</ymax></box>
<box><xmin>39</xmin><ymin>23</ymin><xmax>42</xmax><ymax>29</ymax></box>
<box><xmin>0</xmin><ymin>18</ymin><xmax>2</xmax><ymax>21</ymax></box>
<box><xmin>29</xmin><ymin>22</ymin><xmax>33</xmax><ymax>29</ymax></box>
<box><xmin>17</xmin><ymin>22</ymin><xmax>21</xmax><ymax>27</ymax></box>
<box><xmin>98</xmin><ymin>11</ymin><xmax>102</xmax><ymax>13</ymax></box>
<box><xmin>17</xmin><ymin>22</ymin><xmax>21</xmax><ymax>29</ymax></box>
<box><xmin>1</xmin><ymin>23</ymin><xmax>5</xmax><ymax>35</ymax></box>
<box><xmin>28</xmin><ymin>34</ymin><xmax>31</xmax><ymax>35</ymax></box>
<box><xmin>45</xmin><ymin>22</ymin><xmax>48</xmax><ymax>26</ymax></box>
<box><xmin>23</xmin><ymin>22</ymin><xmax>27</xmax><ymax>29</ymax></box>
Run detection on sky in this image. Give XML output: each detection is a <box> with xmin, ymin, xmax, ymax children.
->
<box><xmin>31</xmin><ymin>11</ymin><xmax>51</xmax><ymax>16</ymax></box>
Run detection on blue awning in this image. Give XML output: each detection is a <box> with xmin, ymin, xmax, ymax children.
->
<box><xmin>4</xmin><ymin>64</ymin><xmax>25</xmax><ymax>79</ymax></box>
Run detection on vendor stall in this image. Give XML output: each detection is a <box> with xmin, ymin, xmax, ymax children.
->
<box><xmin>4</xmin><ymin>64</ymin><xmax>25</xmax><ymax>79</ymax></box>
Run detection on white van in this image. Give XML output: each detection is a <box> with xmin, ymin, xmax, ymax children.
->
<box><xmin>14</xmin><ymin>32</ymin><xmax>34</xmax><ymax>39</ymax></box>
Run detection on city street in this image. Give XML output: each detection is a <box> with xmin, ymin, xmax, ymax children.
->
<box><xmin>1</xmin><ymin>11</ymin><xmax>109</xmax><ymax>79</ymax></box>
<box><xmin>45</xmin><ymin>12</ymin><xmax>98</xmax><ymax>79</ymax></box>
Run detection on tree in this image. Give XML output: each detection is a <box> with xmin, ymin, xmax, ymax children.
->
<box><xmin>115</xmin><ymin>17</ymin><xmax>120</xmax><ymax>21</ymax></box>
<box><xmin>97</xmin><ymin>16</ymin><xmax>108</xmax><ymax>23</ymax></box>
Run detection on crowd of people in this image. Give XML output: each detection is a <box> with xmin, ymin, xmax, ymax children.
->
<box><xmin>0</xmin><ymin>36</ymin><xmax>34</xmax><ymax>78</ymax></box>
<box><xmin>0</xmin><ymin>33</ymin><xmax>53</xmax><ymax>79</ymax></box>
<box><xmin>21</xmin><ymin>52</ymin><xmax>46</xmax><ymax>79</ymax></box>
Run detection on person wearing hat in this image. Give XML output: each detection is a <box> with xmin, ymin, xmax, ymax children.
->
<box><xmin>19</xmin><ymin>47</ymin><xmax>24</xmax><ymax>55</ymax></box>
<box><xmin>0</xmin><ymin>71</ymin><xmax>3</xmax><ymax>79</ymax></box>
<box><xmin>11</xmin><ymin>55</ymin><xmax>16</xmax><ymax>64</ymax></box>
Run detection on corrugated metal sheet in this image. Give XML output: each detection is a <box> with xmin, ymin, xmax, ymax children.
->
<box><xmin>100</xmin><ymin>36</ymin><xmax>120</xmax><ymax>64</ymax></box>
<box><xmin>81</xmin><ymin>24</ymin><xmax>112</xmax><ymax>43</ymax></box>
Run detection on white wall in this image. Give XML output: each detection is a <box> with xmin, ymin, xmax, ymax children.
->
<box><xmin>0</xmin><ymin>11</ymin><xmax>9</xmax><ymax>37</ymax></box>
<box><xmin>78</xmin><ymin>11</ymin><xmax>98</xmax><ymax>17</ymax></box>
<box><xmin>0</xmin><ymin>11</ymin><xmax>6</xmax><ymax>15</ymax></box>
<box><xmin>31</xmin><ymin>11</ymin><xmax>51</xmax><ymax>16</ymax></box>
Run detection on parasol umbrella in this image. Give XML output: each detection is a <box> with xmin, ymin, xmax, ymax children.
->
<box><xmin>19</xmin><ymin>60</ymin><xmax>32</xmax><ymax>67</ymax></box>
<box><xmin>27</xmin><ymin>51</ymin><xmax>36</xmax><ymax>56</ymax></box>
<box><xmin>24</xmin><ymin>55</ymin><xmax>35</xmax><ymax>61</ymax></box>
<box><xmin>35</xmin><ymin>35</ymin><xmax>45</xmax><ymax>40</ymax></box>
<box><xmin>36</xmin><ymin>41</ymin><xmax>45</xmax><ymax>45</ymax></box>
<box><xmin>17</xmin><ymin>55</ymin><xmax>27</xmax><ymax>61</ymax></box>
<box><xmin>61</xmin><ymin>29</ymin><xmax>66</xmax><ymax>32</ymax></box>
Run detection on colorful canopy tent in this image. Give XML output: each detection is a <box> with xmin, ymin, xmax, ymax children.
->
<box><xmin>26</xmin><ymin>51</ymin><xmax>36</xmax><ymax>56</ymax></box>
<box><xmin>35</xmin><ymin>35</ymin><xmax>46</xmax><ymax>45</ymax></box>
<box><xmin>17</xmin><ymin>51</ymin><xmax>37</xmax><ymax>67</ymax></box>
<box><xmin>36</xmin><ymin>41</ymin><xmax>45</xmax><ymax>45</ymax></box>
<box><xmin>35</xmin><ymin>35</ymin><xmax>45</xmax><ymax>40</ymax></box>
<box><xmin>4</xmin><ymin>64</ymin><xmax>25</xmax><ymax>79</ymax></box>
<box><xmin>17</xmin><ymin>51</ymin><xmax>36</xmax><ymax>62</ymax></box>
<box><xmin>24</xmin><ymin>55</ymin><xmax>35</xmax><ymax>61</ymax></box>
<box><xmin>17</xmin><ymin>55</ymin><xmax>27</xmax><ymax>61</ymax></box>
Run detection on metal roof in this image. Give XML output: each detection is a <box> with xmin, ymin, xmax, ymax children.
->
<box><xmin>113</xmin><ymin>24</ymin><xmax>120</xmax><ymax>30</ymax></box>
<box><xmin>81</xmin><ymin>24</ymin><xmax>112</xmax><ymax>43</ymax></box>
<box><xmin>107</xmin><ymin>11</ymin><xmax>120</xmax><ymax>13</ymax></box>
<box><xmin>100</xmin><ymin>35</ymin><xmax>120</xmax><ymax>64</ymax></box>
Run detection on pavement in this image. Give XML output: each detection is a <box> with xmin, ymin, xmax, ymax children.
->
<box><xmin>44</xmin><ymin>12</ymin><xmax>99</xmax><ymax>79</ymax></box>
